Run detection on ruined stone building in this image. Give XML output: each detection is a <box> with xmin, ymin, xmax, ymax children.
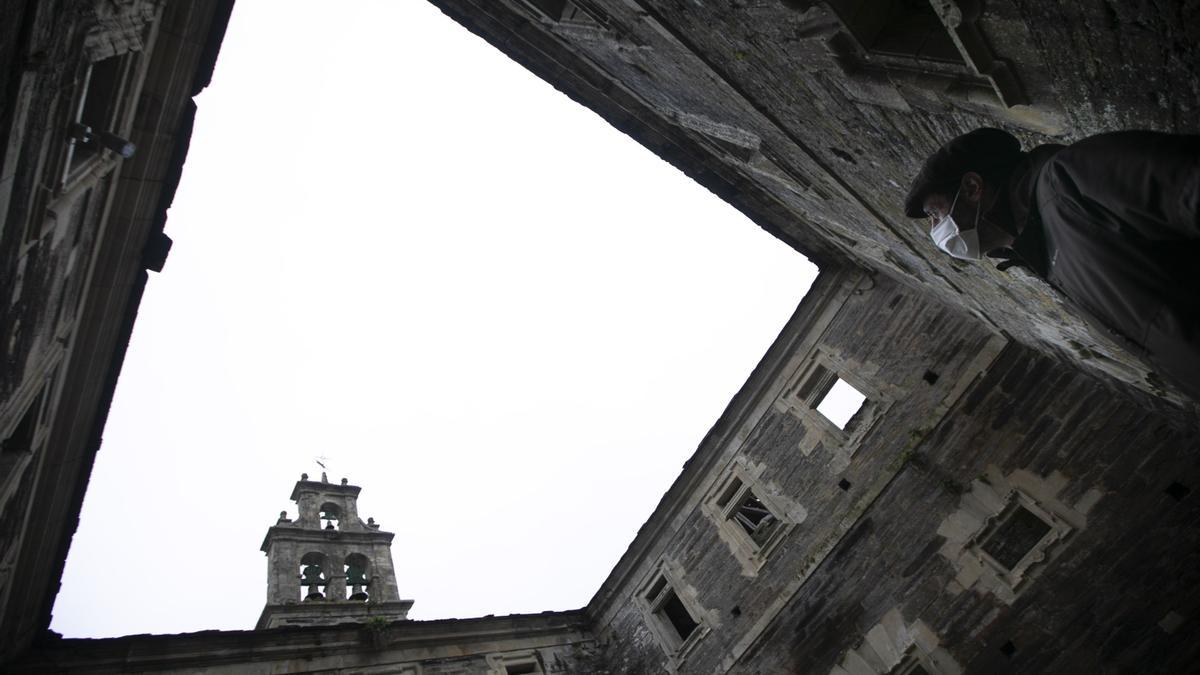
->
<box><xmin>2</xmin><ymin>0</ymin><xmax>1198</xmax><ymax>673</ymax></box>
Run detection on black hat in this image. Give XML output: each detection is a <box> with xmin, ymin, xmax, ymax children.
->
<box><xmin>903</xmin><ymin>128</ymin><xmax>1023</xmax><ymax>218</ymax></box>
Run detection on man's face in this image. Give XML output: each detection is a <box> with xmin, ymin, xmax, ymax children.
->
<box><xmin>921</xmin><ymin>190</ymin><xmax>964</xmax><ymax>235</ymax></box>
<box><xmin>918</xmin><ymin>172</ymin><xmax>1016</xmax><ymax>255</ymax></box>
<box><xmin>922</xmin><ymin>171</ymin><xmax>989</xmax><ymax>231</ymax></box>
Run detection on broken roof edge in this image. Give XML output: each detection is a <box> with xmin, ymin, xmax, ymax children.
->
<box><xmin>425</xmin><ymin>0</ymin><xmax>843</xmax><ymax>269</ymax></box>
<box><xmin>14</xmin><ymin>610</ymin><xmax>591</xmax><ymax>674</ymax></box>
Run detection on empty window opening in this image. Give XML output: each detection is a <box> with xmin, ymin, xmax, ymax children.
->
<box><xmin>923</xmin><ymin>370</ymin><xmax>939</xmax><ymax>385</ymax></box>
<box><xmin>838</xmin><ymin>478</ymin><xmax>852</xmax><ymax>491</ymax></box>
<box><xmin>2</xmin><ymin>395</ymin><xmax>41</xmax><ymax>457</ymax></box>
<box><xmin>830</xmin><ymin>0</ymin><xmax>963</xmax><ymax>64</ymax></box>
<box><xmin>299</xmin><ymin>552</ymin><xmax>328</xmax><ymax>601</ymax></box>
<box><xmin>717</xmin><ymin>478</ymin><xmax>782</xmax><ymax>547</ymax></box>
<box><xmin>504</xmin><ymin>662</ymin><xmax>542</xmax><ymax>675</ymax></box>
<box><xmin>660</xmin><ymin>591</ymin><xmax>699</xmax><ymax>642</ymax></box>
<box><xmin>68</xmin><ymin>55</ymin><xmax>128</xmax><ymax>171</ymax></box>
<box><xmin>814</xmin><ymin>377</ymin><xmax>867</xmax><ymax>430</ymax></box>
<box><xmin>645</xmin><ymin>575</ymin><xmax>699</xmax><ymax>648</ymax></box>
<box><xmin>1165</xmin><ymin>482</ymin><xmax>1190</xmax><ymax>502</ymax></box>
<box><xmin>319</xmin><ymin>502</ymin><xmax>341</xmax><ymax>530</ymax></box>
<box><xmin>2</xmin><ymin>390</ymin><xmax>44</xmax><ymax>486</ymax></box>
<box><xmin>979</xmin><ymin>504</ymin><xmax>1053</xmax><ymax>571</ymax></box>
<box><xmin>344</xmin><ymin>553</ymin><xmax>370</xmax><ymax>601</ymax></box>
<box><xmin>0</xmin><ymin>464</ymin><xmax>36</xmax><ymax>557</ymax></box>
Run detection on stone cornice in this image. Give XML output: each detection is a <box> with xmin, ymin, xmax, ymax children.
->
<box><xmin>259</xmin><ymin>525</ymin><xmax>396</xmax><ymax>553</ymax></box>
<box><xmin>289</xmin><ymin>479</ymin><xmax>362</xmax><ymax>501</ymax></box>
<box><xmin>13</xmin><ymin>611</ymin><xmax>592</xmax><ymax>673</ymax></box>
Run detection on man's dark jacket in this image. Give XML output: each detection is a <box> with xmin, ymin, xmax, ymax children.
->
<box><xmin>997</xmin><ymin>131</ymin><xmax>1200</xmax><ymax>398</ymax></box>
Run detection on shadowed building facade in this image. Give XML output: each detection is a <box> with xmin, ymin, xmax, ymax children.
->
<box><xmin>2</xmin><ymin>1</ymin><xmax>1199</xmax><ymax>673</ymax></box>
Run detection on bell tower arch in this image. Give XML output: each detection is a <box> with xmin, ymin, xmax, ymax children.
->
<box><xmin>257</xmin><ymin>472</ymin><xmax>414</xmax><ymax>629</ymax></box>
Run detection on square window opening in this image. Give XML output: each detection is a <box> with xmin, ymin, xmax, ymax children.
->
<box><xmin>730</xmin><ymin>490</ymin><xmax>778</xmax><ymax>546</ymax></box>
<box><xmin>830</xmin><ymin>0</ymin><xmax>963</xmax><ymax>64</ymax></box>
<box><xmin>641</xmin><ymin>570</ymin><xmax>706</xmax><ymax>655</ymax></box>
<box><xmin>815</xmin><ymin>377</ymin><xmax>867</xmax><ymax>430</ymax></box>
<box><xmin>505</xmin><ymin>662</ymin><xmax>541</xmax><ymax>675</ymax></box>
<box><xmin>70</xmin><ymin>56</ymin><xmax>126</xmax><ymax>170</ymax></box>
<box><xmin>979</xmin><ymin>503</ymin><xmax>1053</xmax><ymax>571</ymax></box>
<box><xmin>660</xmin><ymin>590</ymin><xmax>699</xmax><ymax>642</ymax></box>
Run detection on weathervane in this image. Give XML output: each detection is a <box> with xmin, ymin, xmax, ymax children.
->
<box><xmin>314</xmin><ymin>455</ymin><xmax>331</xmax><ymax>483</ymax></box>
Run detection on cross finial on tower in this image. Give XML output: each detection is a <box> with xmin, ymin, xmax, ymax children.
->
<box><xmin>315</xmin><ymin>455</ymin><xmax>329</xmax><ymax>470</ymax></box>
<box><xmin>314</xmin><ymin>455</ymin><xmax>331</xmax><ymax>484</ymax></box>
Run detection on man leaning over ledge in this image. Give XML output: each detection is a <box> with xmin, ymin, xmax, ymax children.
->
<box><xmin>905</xmin><ymin>128</ymin><xmax>1200</xmax><ymax>401</ymax></box>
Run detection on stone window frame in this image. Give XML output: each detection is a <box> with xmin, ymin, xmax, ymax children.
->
<box><xmin>485</xmin><ymin>650</ymin><xmax>544</xmax><ymax>675</ymax></box>
<box><xmin>937</xmin><ymin>467</ymin><xmax>1094</xmax><ymax>605</ymax></box>
<box><xmin>779</xmin><ymin>349</ymin><xmax>888</xmax><ymax>459</ymax></box>
<box><xmin>701</xmin><ymin>459</ymin><xmax>805</xmax><ymax>575</ymax></box>
<box><xmin>964</xmin><ymin>489</ymin><xmax>1072</xmax><ymax>593</ymax></box>
<box><xmin>889</xmin><ymin>646</ymin><xmax>941</xmax><ymax>675</ymax></box>
<box><xmin>818</xmin><ymin>0</ymin><xmax>1026</xmax><ymax>109</ymax></box>
<box><xmin>60</xmin><ymin>52</ymin><xmax>139</xmax><ymax>183</ymax></box>
<box><xmin>48</xmin><ymin>0</ymin><xmax>163</xmax><ymax>198</ymax></box>
<box><xmin>28</xmin><ymin>8</ymin><xmax>159</xmax><ymax>245</ymax></box>
<box><xmin>635</xmin><ymin>560</ymin><xmax>711</xmax><ymax>667</ymax></box>
<box><xmin>0</xmin><ymin>371</ymin><xmax>56</xmax><ymax>498</ymax></box>
<box><xmin>829</xmin><ymin>610</ymin><xmax>962</xmax><ymax>675</ymax></box>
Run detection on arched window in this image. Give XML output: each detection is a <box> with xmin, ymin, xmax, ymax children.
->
<box><xmin>344</xmin><ymin>553</ymin><xmax>370</xmax><ymax>601</ymax></box>
<box><xmin>319</xmin><ymin>502</ymin><xmax>341</xmax><ymax>530</ymax></box>
<box><xmin>299</xmin><ymin>552</ymin><xmax>328</xmax><ymax>601</ymax></box>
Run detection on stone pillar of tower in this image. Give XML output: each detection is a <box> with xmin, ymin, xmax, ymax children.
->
<box><xmin>256</xmin><ymin>473</ymin><xmax>414</xmax><ymax>629</ymax></box>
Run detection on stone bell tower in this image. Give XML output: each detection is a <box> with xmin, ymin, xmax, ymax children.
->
<box><xmin>256</xmin><ymin>472</ymin><xmax>414</xmax><ymax>629</ymax></box>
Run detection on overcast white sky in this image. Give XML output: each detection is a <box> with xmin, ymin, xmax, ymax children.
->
<box><xmin>51</xmin><ymin>0</ymin><xmax>818</xmax><ymax>638</ymax></box>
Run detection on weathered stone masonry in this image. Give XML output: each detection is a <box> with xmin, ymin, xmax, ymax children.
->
<box><xmin>585</xmin><ymin>268</ymin><xmax>1198</xmax><ymax>674</ymax></box>
<box><xmin>426</xmin><ymin>0</ymin><xmax>1200</xmax><ymax>416</ymax></box>
<box><xmin>3</xmin><ymin>1</ymin><xmax>1199</xmax><ymax>673</ymax></box>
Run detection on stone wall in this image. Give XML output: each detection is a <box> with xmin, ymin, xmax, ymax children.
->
<box><xmin>742</xmin><ymin>341</ymin><xmax>1199</xmax><ymax>674</ymax></box>
<box><xmin>0</xmin><ymin>0</ymin><xmax>234</xmax><ymax>661</ymax></box>
<box><xmin>426</xmin><ymin>0</ymin><xmax>1200</xmax><ymax>414</ymax></box>
<box><xmin>11</xmin><ymin>612</ymin><xmax>595</xmax><ymax>675</ymax></box>
<box><xmin>584</xmin><ymin>268</ymin><xmax>1198</xmax><ymax>673</ymax></box>
<box><xmin>4</xmin><ymin>2</ymin><xmax>1198</xmax><ymax>672</ymax></box>
<box><xmin>586</xmin><ymin>268</ymin><xmax>1004</xmax><ymax>672</ymax></box>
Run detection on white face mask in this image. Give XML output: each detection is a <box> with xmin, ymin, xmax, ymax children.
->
<box><xmin>929</xmin><ymin>186</ymin><xmax>981</xmax><ymax>260</ymax></box>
